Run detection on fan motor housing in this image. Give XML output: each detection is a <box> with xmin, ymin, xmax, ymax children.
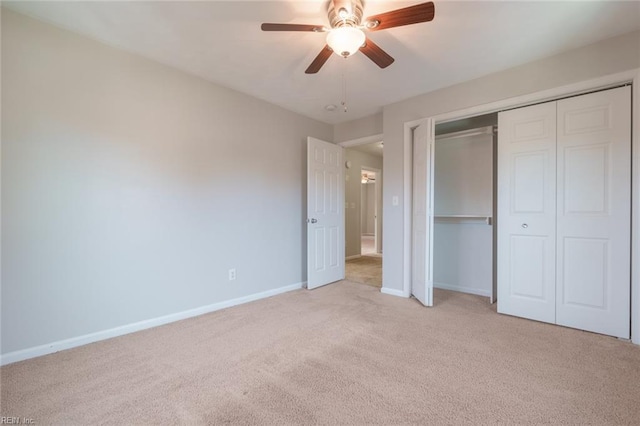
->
<box><xmin>328</xmin><ymin>0</ymin><xmax>364</xmax><ymax>28</ymax></box>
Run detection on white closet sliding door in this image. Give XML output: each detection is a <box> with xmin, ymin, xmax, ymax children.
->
<box><xmin>497</xmin><ymin>102</ymin><xmax>557</xmax><ymax>324</ymax></box>
<box><xmin>555</xmin><ymin>87</ymin><xmax>631</xmax><ymax>338</ymax></box>
<box><xmin>497</xmin><ymin>86</ymin><xmax>631</xmax><ymax>338</ymax></box>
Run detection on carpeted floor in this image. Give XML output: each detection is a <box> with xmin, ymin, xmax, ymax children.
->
<box><xmin>345</xmin><ymin>255</ymin><xmax>382</xmax><ymax>288</ymax></box>
<box><xmin>2</xmin><ymin>282</ymin><xmax>639</xmax><ymax>424</ymax></box>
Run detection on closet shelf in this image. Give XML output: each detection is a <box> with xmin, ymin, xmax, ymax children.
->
<box><xmin>434</xmin><ymin>215</ymin><xmax>493</xmax><ymax>225</ymax></box>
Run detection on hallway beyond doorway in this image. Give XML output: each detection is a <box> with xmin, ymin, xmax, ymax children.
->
<box><xmin>361</xmin><ymin>235</ymin><xmax>376</xmax><ymax>255</ymax></box>
<box><xmin>345</xmin><ymin>254</ymin><xmax>381</xmax><ymax>288</ymax></box>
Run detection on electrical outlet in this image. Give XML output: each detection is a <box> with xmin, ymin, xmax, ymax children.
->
<box><xmin>228</xmin><ymin>268</ymin><xmax>236</xmax><ymax>281</ymax></box>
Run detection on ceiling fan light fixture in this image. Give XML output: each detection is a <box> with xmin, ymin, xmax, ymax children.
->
<box><xmin>365</xmin><ymin>20</ymin><xmax>379</xmax><ymax>29</ymax></box>
<box><xmin>326</xmin><ymin>27</ymin><xmax>365</xmax><ymax>58</ymax></box>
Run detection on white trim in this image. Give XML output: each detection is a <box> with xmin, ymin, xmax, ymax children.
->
<box><xmin>346</xmin><ymin>254</ymin><xmax>362</xmax><ymax>260</ymax></box>
<box><xmin>632</xmin><ymin>70</ymin><xmax>640</xmax><ymax>345</ymax></box>
<box><xmin>402</xmin><ymin>68</ymin><xmax>640</xmax><ymax>344</ymax></box>
<box><xmin>338</xmin><ymin>133</ymin><xmax>383</xmax><ymax>148</ymax></box>
<box><xmin>381</xmin><ymin>287</ymin><xmax>407</xmax><ymax>298</ymax></box>
<box><xmin>0</xmin><ymin>282</ymin><xmax>305</xmax><ymax>366</ymax></box>
<box><xmin>434</xmin><ymin>282</ymin><xmax>491</xmax><ymax>298</ymax></box>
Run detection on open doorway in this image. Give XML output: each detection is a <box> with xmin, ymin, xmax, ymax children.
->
<box><xmin>361</xmin><ymin>168</ymin><xmax>379</xmax><ymax>255</ymax></box>
<box><xmin>344</xmin><ymin>141</ymin><xmax>383</xmax><ymax>288</ymax></box>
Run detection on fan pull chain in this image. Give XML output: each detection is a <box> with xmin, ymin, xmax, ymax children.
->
<box><xmin>341</xmin><ymin>59</ymin><xmax>348</xmax><ymax>113</ymax></box>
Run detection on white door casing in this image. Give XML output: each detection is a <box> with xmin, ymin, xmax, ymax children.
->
<box><xmin>497</xmin><ymin>102</ymin><xmax>558</xmax><ymax>324</ymax></box>
<box><xmin>555</xmin><ymin>86</ymin><xmax>631</xmax><ymax>338</ymax></box>
<box><xmin>412</xmin><ymin>122</ymin><xmax>435</xmax><ymax>306</ymax></box>
<box><xmin>307</xmin><ymin>137</ymin><xmax>345</xmax><ymax>289</ymax></box>
<box><xmin>375</xmin><ymin>170</ymin><xmax>382</xmax><ymax>254</ymax></box>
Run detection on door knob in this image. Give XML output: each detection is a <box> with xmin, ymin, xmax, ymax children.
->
<box><xmin>308</xmin><ymin>218</ymin><xmax>318</xmax><ymax>224</ymax></box>
<box><xmin>522</xmin><ymin>223</ymin><xmax>528</xmax><ymax>228</ymax></box>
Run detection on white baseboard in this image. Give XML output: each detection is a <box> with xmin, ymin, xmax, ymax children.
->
<box><xmin>380</xmin><ymin>287</ymin><xmax>407</xmax><ymax>298</ymax></box>
<box><xmin>434</xmin><ymin>282</ymin><xmax>490</xmax><ymax>298</ymax></box>
<box><xmin>345</xmin><ymin>254</ymin><xmax>362</xmax><ymax>260</ymax></box>
<box><xmin>0</xmin><ymin>282</ymin><xmax>305</xmax><ymax>366</ymax></box>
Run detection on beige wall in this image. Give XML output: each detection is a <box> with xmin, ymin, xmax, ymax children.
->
<box><xmin>1</xmin><ymin>10</ymin><xmax>333</xmax><ymax>355</ymax></box>
<box><xmin>334</xmin><ymin>113</ymin><xmax>383</xmax><ymax>143</ymax></box>
<box><xmin>380</xmin><ymin>30</ymin><xmax>640</xmax><ymax>292</ymax></box>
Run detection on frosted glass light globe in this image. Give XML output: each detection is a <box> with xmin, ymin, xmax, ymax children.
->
<box><xmin>326</xmin><ymin>27</ymin><xmax>365</xmax><ymax>58</ymax></box>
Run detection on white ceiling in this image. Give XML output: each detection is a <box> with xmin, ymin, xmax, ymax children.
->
<box><xmin>5</xmin><ymin>1</ymin><xmax>640</xmax><ymax>125</ymax></box>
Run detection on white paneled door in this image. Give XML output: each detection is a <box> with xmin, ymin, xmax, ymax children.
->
<box><xmin>555</xmin><ymin>86</ymin><xmax>631</xmax><ymax>338</ymax></box>
<box><xmin>498</xmin><ymin>86</ymin><xmax>631</xmax><ymax>338</ymax></box>
<box><xmin>412</xmin><ymin>122</ymin><xmax>435</xmax><ymax>306</ymax></box>
<box><xmin>307</xmin><ymin>137</ymin><xmax>344</xmax><ymax>290</ymax></box>
<box><xmin>497</xmin><ymin>102</ymin><xmax>558</xmax><ymax>323</ymax></box>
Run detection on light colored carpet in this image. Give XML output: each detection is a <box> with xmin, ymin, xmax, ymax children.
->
<box><xmin>345</xmin><ymin>255</ymin><xmax>382</xmax><ymax>288</ymax></box>
<box><xmin>2</xmin><ymin>282</ymin><xmax>640</xmax><ymax>424</ymax></box>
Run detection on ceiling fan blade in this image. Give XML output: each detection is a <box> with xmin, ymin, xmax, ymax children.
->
<box><xmin>305</xmin><ymin>45</ymin><xmax>333</xmax><ymax>74</ymax></box>
<box><xmin>261</xmin><ymin>23</ymin><xmax>325</xmax><ymax>32</ymax></box>
<box><xmin>360</xmin><ymin>38</ymin><xmax>394</xmax><ymax>69</ymax></box>
<box><xmin>364</xmin><ymin>2</ymin><xmax>435</xmax><ymax>31</ymax></box>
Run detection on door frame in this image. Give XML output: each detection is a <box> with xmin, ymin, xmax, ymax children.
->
<box><xmin>402</xmin><ymin>68</ymin><xmax>640</xmax><ymax>344</ymax></box>
<box><xmin>338</xmin><ymin>134</ymin><xmax>384</xmax><ymax>276</ymax></box>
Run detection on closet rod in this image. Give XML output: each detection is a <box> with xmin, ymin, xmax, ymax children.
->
<box><xmin>434</xmin><ymin>215</ymin><xmax>493</xmax><ymax>225</ymax></box>
<box><xmin>435</xmin><ymin>126</ymin><xmax>496</xmax><ymax>142</ymax></box>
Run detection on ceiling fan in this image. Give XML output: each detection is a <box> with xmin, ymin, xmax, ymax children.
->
<box><xmin>261</xmin><ymin>1</ymin><xmax>435</xmax><ymax>74</ymax></box>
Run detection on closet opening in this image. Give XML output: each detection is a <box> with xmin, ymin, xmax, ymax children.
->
<box><xmin>432</xmin><ymin>113</ymin><xmax>498</xmax><ymax>305</ymax></box>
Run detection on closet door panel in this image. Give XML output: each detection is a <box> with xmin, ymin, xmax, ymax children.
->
<box><xmin>412</xmin><ymin>122</ymin><xmax>435</xmax><ymax>306</ymax></box>
<box><xmin>497</xmin><ymin>102</ymin><xmax>557</xmax><ymax>324</ymax></box>
<box><xmin>412</xmin><ymin>130</ymin><xmax>428</xmax><ymax>305</ymax></box>
<box><xmin>512</xmin><ymin>152</ymin><xmax>547</xmax><ymax>213</ymax></box>
<box><xmin>509</xmin><ymin>235</ymin><xmax>549</xmax><ymax>299</ymax></box>
<box><xmin>556</xmin><ymin>86</ymin><xmax>631</xmax><ymax>338</ymax></box>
